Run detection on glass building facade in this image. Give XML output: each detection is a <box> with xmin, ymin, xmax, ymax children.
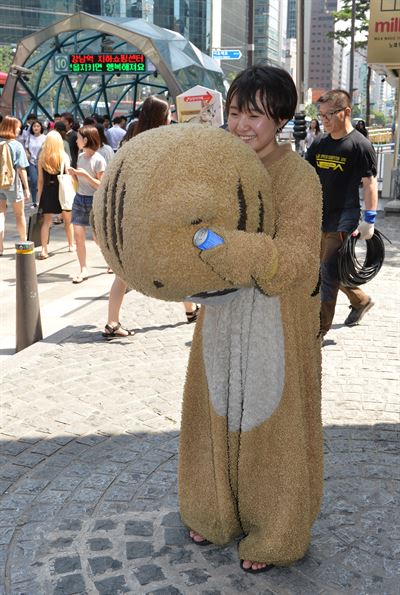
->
<box><xmin>254</xmin><ymin>0</ymin><xmax>282</xmax><ymax>67</ymax></box>
<box><xmin>130</xmin><ymin>1</ymin><xmax>212</xmax><ymax>55</ymax></box>
<box><xmin>286</xmin><ymin>0</ymin><xmax>296</xmax><ymax>39</ymax></box>
<box><xmin>0</xmin><ymin>1</ymin><xmax>212</xmax><ymax>56</ymax></box>
<box><xmin>0</xmin><ymin>1</ymin><xmax>98</xmax><ymax>45</ymax></box>
<box><xmin>220</xmin><ymin>0</ymin><xmax>247</xmax><ymax>79</ymax></box>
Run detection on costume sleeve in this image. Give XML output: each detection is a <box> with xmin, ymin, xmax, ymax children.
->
<box><xmin>198</xmin><ymin>158</ymin><xmax>322</xmax><ymax>297</ymax></box>
<box><xmin>254</xmin><ymin>167</ymin><xmax>322</xmax><ymax>296</ymax></box>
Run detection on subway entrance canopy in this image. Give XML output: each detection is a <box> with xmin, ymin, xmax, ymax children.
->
<box><xmin>0</xmin><ymin>11</ymin><xmax>225</xmax><ymax>123</ymax></box>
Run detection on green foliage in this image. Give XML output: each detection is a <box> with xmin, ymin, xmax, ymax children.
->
<box><xmin>371</xmin><ymin>110</ymin><xmax>386</xmax><ymax>127</ymax></box>
<box><xmin>352</xmin><ymin>105</ymin><xmax>361</xmax><ymax>117</ymax></box>
<box><xmin>305</xmin><ymin>103</ymin><xmax>318</xmax><ymax>119</ymax></box>
<box><xmin>328</xmin><ymin>0</ymin><xmax>369</xmax><ymax>48</ymax></box>
<box><xmin>0</xmin><ymin>46</ymin><xmax>14</xmax><ymax>72</ymax></box>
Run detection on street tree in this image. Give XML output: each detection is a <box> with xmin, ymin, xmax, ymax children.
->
<box><xmin>0</xmin><ymin>46</ymin><xmax>14</xmax><ymax>72</ymax></box>
<box><xmin>328</xmin><ymin>1</ymin><xmax>372</xmax><ymax>125</ymax></box>
<box><xmin>371</xmin><ymin>110</ymin><xmax>386</xmax><ymax>127</ymax></box>
<box><xmin>305</xmin><ymin>103</ymin><xmax>318</xmax><ymax>120</ymax></box>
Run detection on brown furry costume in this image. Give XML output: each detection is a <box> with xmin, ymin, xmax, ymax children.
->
<box><xmin>93</xmin><ymin>125</ymin><xmax>323</xmax><ymax>566</ymax></box>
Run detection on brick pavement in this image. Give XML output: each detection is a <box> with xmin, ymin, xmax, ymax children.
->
<box><xmin>0</xmin><ymin>213</ymin><xmax>399</xmax><ymax>594</ymax></box>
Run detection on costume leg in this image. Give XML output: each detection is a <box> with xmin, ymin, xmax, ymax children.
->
<box><xmin>320</xmin><ymin>231</ymin><xmax>342</xmax><ymax>335</ymax></box>
<box><xmin>179</xmin><ymin>309</ymin><xmax>242</xmax><ymax>545</ymax></box>
<box><xmin>237</xmin><ymin>296</ymin><xmax>323</xmax><ymax>566</ymax></box>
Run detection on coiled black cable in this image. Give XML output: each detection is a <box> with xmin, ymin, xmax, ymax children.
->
<box><xmin>338</xmin><ymin>228</ymin><xmax>389</xmax><ymax>288</ymax></box>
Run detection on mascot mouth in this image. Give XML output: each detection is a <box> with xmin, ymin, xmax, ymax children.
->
<box><xmin>186</xmin><ymin>288</ymin><xmax>239</xmax><ymax>305</ymax></box>
<box><xmin>191</xmin><ymin>289</ymin><xmax>238</xmax><ymax>299</ymax></box>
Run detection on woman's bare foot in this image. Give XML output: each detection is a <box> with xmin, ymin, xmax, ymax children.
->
<box><xmin>241</xmin><ymin>560</ymin><xmax>267</xmax><ymax>571</ymax></box>
<box><xmin>240</xmin><ymin>559</ymin><xmax>274</xmax><ymax>573</ymax></box>
<box><xmin>189</xmin><ymin>529</ymin><xmax>210</xmax><ymax>545</ymax></box>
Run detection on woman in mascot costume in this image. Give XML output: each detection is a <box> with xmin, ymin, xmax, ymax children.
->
<box><xmin>93</xmin><ymin>65</ymin><xmax>323</xmax><ymax>574</ymax></box>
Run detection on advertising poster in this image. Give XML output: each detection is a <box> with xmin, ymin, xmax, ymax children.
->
<box><xmin>176</xmin><ymin>85</ymin><xmax>223</xmax><ymax>128</ymax></box>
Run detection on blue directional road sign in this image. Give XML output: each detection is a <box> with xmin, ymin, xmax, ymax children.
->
<box><xmin>212</xmin><ymin>49</ymin><xmax>242</xmax><ymax>61</ymax></box>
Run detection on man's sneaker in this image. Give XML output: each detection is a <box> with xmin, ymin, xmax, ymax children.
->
<box><xmin>344</xmin><ymin>298</ymin><xmax>374</xmax><ymax>326</ymax></box>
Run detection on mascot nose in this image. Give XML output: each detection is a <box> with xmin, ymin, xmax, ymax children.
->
<box><xmin>153</xmin><ymin>280</ymin><xmax>165</xmax><ymax>288</ymax></box>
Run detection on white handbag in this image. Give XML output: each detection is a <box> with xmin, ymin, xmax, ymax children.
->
<box><xmin>57</xmin><ymin>158</ymin><xmax>75</xmax><ymax>211</ymax></box>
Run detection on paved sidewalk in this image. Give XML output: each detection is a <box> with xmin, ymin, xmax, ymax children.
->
<box><xmin>0</xmin><ymin>213</ymin><xmax>399</xmax><ymax>595</ymax></box>
<box><xmin>0</xmin><ymin>203</ymin><xmax>118</xmax><ymax>366</ymax></box>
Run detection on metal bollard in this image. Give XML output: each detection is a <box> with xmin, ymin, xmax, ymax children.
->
<box><xmin>15</xmin><ymin>241</ymin><xmax>43</xmax><ymax>352</ymax></box>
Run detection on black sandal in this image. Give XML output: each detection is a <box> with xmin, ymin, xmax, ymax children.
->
<box><xmin>186</xmin><ymin>305</ymin><xmax>200</xmax><ymax>323</ymax></box>
<box><xmin>102</xmin><ymin>322</ymin><xmax>134</xmax><ymax>339</ymax></box>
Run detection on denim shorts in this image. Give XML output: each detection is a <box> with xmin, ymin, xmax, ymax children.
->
<box><xmin>0</xmin><ymin>180</ymin><xmax>24</xmax><ymax>203</ymax></box>
<box><xmin>71</xmin><ymin>193</ymin><xmax>93</xmax><ymax>226</ymax></box>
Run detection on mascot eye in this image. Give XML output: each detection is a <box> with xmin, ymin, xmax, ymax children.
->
<box><xmin>191</xmin><ymin>218</ymin><xmax>203</xmax><ymax>225</ymax></box>
<box><xmin>153</xmin><ymin>280</ymin><xmax>164</xmax><ymax>288</ymax></box>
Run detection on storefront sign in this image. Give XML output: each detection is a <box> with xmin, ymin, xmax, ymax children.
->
<box><xmin>368</xmin><ymin>0</ymin><xmax>400</xmax><ymax>65</ymax></box>
<box><xmin>68</xmin><ymin>54</ymin><xmax>146</xmax><ymax>73</ymax></box>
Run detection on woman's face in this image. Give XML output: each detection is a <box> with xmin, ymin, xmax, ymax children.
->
<box><xmin>32</xmin><ymin>122</ymin><xmax>42</xmax><ymax>135</ymax></box>
<box><xmin>227</xmin><ymin>92</ymin><xmax>283</xmax><ymax>160</ymax></box>
<box><xmin>311</xmin><ymin>120</ymin><xmax>317</xmax><ymax>129</ymax></box>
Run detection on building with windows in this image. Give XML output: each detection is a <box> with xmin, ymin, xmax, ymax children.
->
<box><xmin>253</xmin><ymin>0</ymin><xmax>287</xmax><ymax>67</ymax></box>
<box><xmin>0</xmin><ymin>1</ymin><xmax>99</xmax><ymax>45</ymax></box>
<box><xmin>286</xmin><ymin>0</ymin><xmax>296</xmax><ymax>39</ymax></box>
<box><xmin>210</xmin><ymin>0</ymin><xmax>247</xmax><ymax>80</ymax></box>
<box><xmin>307</xmin><ymin>0</ymin><xmax>338</xmax><ymax>94</ymax></box>
<box><xmin>0</xmin><ymin>1</ymin><xmax>214</xmax><ymax>55</ymax></box>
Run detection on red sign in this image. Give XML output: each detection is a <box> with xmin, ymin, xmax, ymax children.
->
<box><xmin>183</xmin><ymin>91</ymin><xmax>213</xmax><ymax>104</ymax></box>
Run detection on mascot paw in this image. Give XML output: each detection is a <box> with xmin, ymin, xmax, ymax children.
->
<box><xmin>198</xmin><ymin>228</ymin><xmax>255</xmax><ymax>287</ymax></box>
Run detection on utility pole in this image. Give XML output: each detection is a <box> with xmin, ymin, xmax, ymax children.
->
<box><xmin>294</xmin><ymin>0</ymin><xmax>306</xmax><ymax>154</ymax></box>
<box><xmin>349</xmin><ymin>0</ymin><xmax>356</xmax><ymax>99</ymax></box>
<box><xmin>247</xmin><ymin>0</ymin><xmax>254</xmax><ymax>67</ymax></box>
<box><xmin>295</xmin><ymin>0</ymin><xmax>305</xmax><ymax>110</ymax></box>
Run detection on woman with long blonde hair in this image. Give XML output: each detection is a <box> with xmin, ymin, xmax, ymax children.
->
<box><xmin>37</xmin><ymin>130</ymin><xmax>74</xmax><ymax>258</ymax></box>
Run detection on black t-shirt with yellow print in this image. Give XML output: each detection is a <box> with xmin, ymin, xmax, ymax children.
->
<box><xmin>306</xmin><ymin>129</ymin><xmax>377</xmax><ymax>232</ymax></box>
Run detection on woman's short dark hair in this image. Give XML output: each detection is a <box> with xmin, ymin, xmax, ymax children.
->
<box><xmin>29</xmin><ymin>120</ymin><xmax>44</xmax><ymax>134</ymax></box>
<box><xmin>135</xmin><ymin>96</ymin><xmax>170</xmax><ymax>135</ymax></box>
<box><xmin>226</xmin><ymin>65</ymin><xmax>297</xmax><ymax>125</ymax></box>
<box><xmin>78</xmin><ymin>125</ymin><xmax>100</xmax><ymax>151</ymax></box>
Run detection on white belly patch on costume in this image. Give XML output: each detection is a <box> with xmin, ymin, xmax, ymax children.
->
<box><xmin>202</xmin><ymin>287</ymin><xmax>285</xmax><ymax>432</ymax></box>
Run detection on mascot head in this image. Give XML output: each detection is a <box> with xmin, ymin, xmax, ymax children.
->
<box><xmin>93</xmin><ymin>125</ymin><xmax>273</xmax><ymax>301</ymax></box>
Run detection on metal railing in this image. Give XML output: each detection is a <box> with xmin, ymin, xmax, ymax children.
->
<box><xmin>372</xmin><ymin>143</ymin><xmax>394</xmax><ymax>192</ymax></box>
<box><xmin>368</xmin><ymin>128</ymin><xmax>393</xmax><ymax>144</ymax></box>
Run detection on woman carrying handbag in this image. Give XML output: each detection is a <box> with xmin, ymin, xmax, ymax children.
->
<box><xmin>36</xmin><ymin>130</ymin><xmax>74</xmax><ymax>259</ymax></box>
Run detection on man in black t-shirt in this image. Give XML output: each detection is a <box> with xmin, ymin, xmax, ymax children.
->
<box><xmin>307</xmin><ymin>89</ymin><xmax>378</xmax><ymax>338</ymax></box>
